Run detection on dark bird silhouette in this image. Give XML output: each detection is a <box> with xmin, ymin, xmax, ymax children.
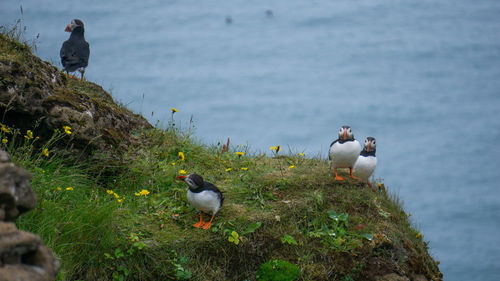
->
<box><xmin>60</xmin><ymin>19</ymin><xmax>89</xmax><ymax>80</ymax></box>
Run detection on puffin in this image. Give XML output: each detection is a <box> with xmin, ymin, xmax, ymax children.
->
<box><xmin>177</xmin><ymin>173</ymin><xmax>224</xmax><ymax>230</ymax></box>
<box><xmin>60</xmin><ymin>19</ymin><xmax>90</xmax><ymax>80</ymax></box>
<box><xmin>329</xmin><ymin>125</ymin><xmax>362</xmax><ymax>181</ymax></box>
<box><xmin>353</xmin><ymin>137</ymin><xmax>377</xmax><ymax>187</ymax></box>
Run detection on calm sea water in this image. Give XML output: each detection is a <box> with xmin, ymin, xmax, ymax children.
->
<box><xmin>2</xmin><ymin>0</ymin><xmax>500</xmax><ymax>279</ymax></box>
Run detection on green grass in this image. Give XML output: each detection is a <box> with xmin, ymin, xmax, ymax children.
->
<box><xmin>0</xmin><ymin>121</ymin><xmax>441</xmax><ymax>280</ymax></box>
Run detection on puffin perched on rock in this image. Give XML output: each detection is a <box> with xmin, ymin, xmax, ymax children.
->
<box><xmin>329</xmin><ymin>125</ymin><xmax>361</xmax><ymax>181</ymax></box>
<box><xmin>60</xmin><ymin>19</ymin><xmax>90</xmax><ymax>80</ymax></box>
<box><xmin>177</xmin><ymin>173</ymin><xmax>224</xmax><ymax>230</ymax></box>
<box><xmin>353</xmin><ymin>137</ymin><xmax>377</xmax><ymax>187</ymax></box>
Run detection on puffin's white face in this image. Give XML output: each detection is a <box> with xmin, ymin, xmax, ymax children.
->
<box><xmin>65</xmin><ymin>19</ymin><xmax>84</xmax><ymax>32</ymax></box>
<box><xmin>338</xmin><ymin>126</ymin><xmax>354</xmax><ymax>140</ymax></box>
<box><xmin>364</xmin><ymin>137</ymin><xmax>376</xmax><ymax>151</ymax></box>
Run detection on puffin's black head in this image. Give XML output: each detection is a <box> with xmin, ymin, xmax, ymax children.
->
<box><xmin>177</xmin><ymin>173</ymin><xmax>204</xmax><ymax>189</ymax></box>
<box><xmin>364</xmin><ymin>137</ymin><xmax>376</xmax><ymax>152</ymax></box>
<box><xmin>65</xmin><ymin>19</ymin><xmax>85</xmax><ymax>32</ymax></box>
<box><xmin>338</xmin><ymin>125</ymin><xmax>354</xmax><ymax>141</ymax></box>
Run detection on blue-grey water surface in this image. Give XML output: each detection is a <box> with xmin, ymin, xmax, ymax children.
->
<box><xmin>2</xmin><ymin>0</ymin><xmax>500</xmax><ymax>280</ymax></box>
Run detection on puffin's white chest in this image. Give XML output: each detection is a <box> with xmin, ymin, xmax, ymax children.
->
<box><xmin>187</xmin><ymin>190</ymin><xmax>221</xmax><ymax>215</ymax></box>
<box><xmin>329</xmin><ymin>140</ymin><xmax>361</xmax><ymax>168</ymax></box>
<box><xmin>353</xmin><ymin>155</ymin><xmax>377</xmax><ymax>180</ymax></box>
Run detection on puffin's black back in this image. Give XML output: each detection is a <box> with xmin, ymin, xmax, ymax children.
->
<box><xmin>60</xmin><ymin>25</ymin><xmax>90</xmax><ymax>72</ymax></box>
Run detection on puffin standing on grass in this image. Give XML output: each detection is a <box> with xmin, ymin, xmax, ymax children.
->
<box><xmin>329</xmin><ymin>125</ymin><xmax>361</xmax><ymax>181</ymax></box>
<box><xmin>60</xmin><ymin>19</ymin><xmax>90</xmax><ymax>80</ymax></box>
<box><xmin>177</xmin><ymin>173</ymin><xmax>224</xmax><ymax>230</ymax></box>
<box><xmin>353</xmin><ymin>137</ymin><xmax>377</xmax><ymax>187</ymax></box>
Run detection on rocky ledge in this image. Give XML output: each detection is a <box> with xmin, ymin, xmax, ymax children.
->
<box><xmin>0</xmin><ymin>150</ymin><xmax>59</xmax><ymax>281</ymax></box>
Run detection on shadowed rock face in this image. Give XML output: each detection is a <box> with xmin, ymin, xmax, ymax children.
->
<box><xmin>0</xmin><ymin>150</ymin><xmax>59</xmax><ymax>280</ymax></box>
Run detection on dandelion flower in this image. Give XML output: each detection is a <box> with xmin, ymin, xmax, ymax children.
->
<box><xmin>241</xmin><ymin>167</ymin><xmax>248</xmax><ymax>171</ymax></box>
<box><xmin>24</xmin><ymin>130</ymin><xmax>34</xmax><ymax>140</ymax></box>
<box><xmin>171</xmin><ymin>162</ymin><xmax>176</xmax><ymax>166</ymax></box>
<box><xmin>288</xmin><ymin>165</ymin><xmax>295</xmax><ymax>169</ymax></box>
<box><xmin>66</xmin><ymin>187</ymin><xmax>74</xmax><ymax>191</ymax></box>
<box><xmin>171</xmin><ymin>108</ymin><xmax>178</xmax><ymax>113</ymax></box>
<box><xmin>225</xmin><ymin>168</ymin><xmax>232</xmax><ymax>172</ymax></box>
<box><xmin>106</xmin><ymin>190</ymin><xmax>114</xmax><ymax>195</ymax></box>
<box><xmin>63</xmin><ymin>126</ymin><xmax>72</xmax><ymax>135</ymax></box>
<box><xmin>235</xmin><ymin>152</ymin><xmax>245</xmax><ymax>156</ymax></box>
<box><xmin>299</xmin><ymin>152</ymin><xmax>304</xmax><ymax>157</ymax></box>
<box><xmin>135</xmin><ymin>189</ymin><xmax>150</xmax><ymax>196</ymax></box>
<box><xmin>113</xmin><ymin>193</ymin><xmax>120</xmax><ymax>199</ymax></box>
<box><xmin>270</xmin><ymin>145</ymin><xmax>281</xmax><ymax>152</ymax></box>
<box><xmin>1</xmin><ymin>138</ymin><xmax>7</xmax><ymax>144</ymax></box>
<box><xmin>179</xmin><ymin>170</ymin><xmax>186</xmax><ymax>175</ymax></box>
<box><xmin>377</xmin><ymin>182</ymin><xmax>382</xmax><ymax>187</ymax></box>
<box><xmin>1</xmin><ymin>124</ymin><xmax>11</xmax><ymax>134</ymax></box>
<box><xmin>42</xmin><ymin>148</ymin><xmax>49</xmax><ymax>157</ymax></box>
<box><xmin>117</xmin><ymin>198</ymin><xmax>123</xmax><ymax>203</ymax></box>
<box><xmin>178</xmin><ymin>152</ymin><xmax>185</xmax><ymax>161</ymax></box>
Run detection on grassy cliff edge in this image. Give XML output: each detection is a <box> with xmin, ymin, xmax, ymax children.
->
<box><xmin>0</xmin><ymin>32</ymin><xmax>441</xmax><ymax>281</ymax></box>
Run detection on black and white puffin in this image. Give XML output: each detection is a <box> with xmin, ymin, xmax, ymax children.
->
<box><xmin>177</xmin><ymin>173</ymin><xmax>224</xmax><ymax>230</ymax></box>
<box><xmin>60</xmin><ymin>19</ymin><xmax>90</xmax><ymax>80</ymax></box>
<box><xmin>329</xmin><ymin>125</ymin><xmax>362</xmax><ymax>181</ymax></box>
<box><xmin>353</xmin><ymin>137</ymin><xmax>377</xmax><ymax>187</ymax></box>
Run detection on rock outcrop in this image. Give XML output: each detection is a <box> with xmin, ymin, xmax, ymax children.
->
<box><xmin>0</xmin><ymin>150</ymin><xmax>59</xmax><ymax>281</ymax></box>
<box><xmin>0</xmin><ymin>33</ymin><xmax>152</xmax><ymax>154</ymax></box>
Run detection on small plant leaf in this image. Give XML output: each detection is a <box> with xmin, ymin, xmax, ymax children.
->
<box><xmin>242</xmin><ymin>221</ymin><xmax>262</xmax><ymax>235</ymax></box>
<box><xmin>360</xmin><ymin>233</ymin><xmax>374</xmax><ymax>241</ymax></box>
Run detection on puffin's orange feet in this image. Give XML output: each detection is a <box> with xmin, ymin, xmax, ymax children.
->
<box><xmin>202</xmin><ymin>214</ymin><xmax>215</xmax><ymax>230</ymax></box>
<box><xmin>193</xmin><ymin>221</ymin><xmax>205</xmax><ymax>228</ymax></box>
<box><xmin>334</xmin><ymin>169</ymin><xmax>344</xmax><ymax>181</ymax></box>
<box><xmin>193</xmin><ymin>213</ymin><xmax>205</xmax><ymax>228</ymax></box>
<box><xmin>349</xmin><ymin>168</ymin><xmax>360</xmax><ymax>180</ymax></box>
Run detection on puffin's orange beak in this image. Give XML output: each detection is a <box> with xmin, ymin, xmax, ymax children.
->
<box><xmin>65</xmin><ymin>24</ymin><xmax>71</xmax><ymax>32</ymax></box>
<box><xmin>343</xmin><ymin>131</ymin><xmax>347</xmax><ymax>139</ymax></box>
<box><xmin>366</xmin><ymin>143</ymin><xmax>371</xmax><ymax>152</ymax></box>
<box><xmin>176</xmin><ymin>175</ymin><xmax>186</xmax><ymax>180</ymax></box>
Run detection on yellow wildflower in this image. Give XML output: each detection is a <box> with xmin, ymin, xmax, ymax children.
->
<box><xmin>171</xmin><ymin>162</ymin><xmax>176</xmax><ymax>166</ymax></box>
<box><xmin>35</xmin><ymin>136</ymin><xmax>39</xmax><ymax>140</ymax></box>
<box><xmin>63</xmin><ymin>126</ymin><xmax>72</xmax><ymax>135</ymax></box>
<box><xmin>0</xmin><ymin>124</ymin><xmax>11</xmax><ymax>134</ymax></box>
<box><xmin>135</xmin><ymin>189</ymin><xmax>150</xmax><ymax>196</ymax></box>
<box><xmin>117</xmin><ymin>198</ymin><xmax>123</xmax><ymax>203</ymax></box>
<box><xmin>171</xmin><ymin>108</ymin><xmax>178</xmax><ymax>113</ymax></box>
<box><xmin>179</xmin><ymin>170</ymin><xmax>186</xmax><ymax>174</ymax></box>
<box><xmin>416</xmin><ymin>233</ymin><xmax>422</xmax><ymax>239</ymax></box>
<box><xmin>42</xmin><ymin>148</ymin><xmax>49</xmax><ymax>157</ymax></box>
<box><xmin>225</xmin><ymin>168</ymin><xmax>232</xmax><ymax>172</ymax></box>
<box><xmin>178</xmin><ymin>152</ymin><xmax>185</xmax><ymax>161</ymax></box>
<box><xmin>24</xmin><ymin>130</ymin><xmax>34</xmax><ymax>140</ymax></box>
<box><xmin>377</xmin><ymin>182</ymin><xmax>382</xmax><ymax>187</ymax></box>
<box><xmin>113</xmin><ymin>193</ymin><xmax>120</xmax><ymax>199</ymax></box>
<box><xmin>1</xmin><ymin>138</ymin><xmax>7</xmax><ymax>144</ymax></box>
<box><xmin>241</xmin><ymin>167</ymin><xmax>248</xmax><ymax>171</ymax></box>
<box><xmin>270</xmin><ymin>145</ymin><xmax>281</xmax><ymax>152</ymax></box>
<box><xmin>299</xmin><ymin>152</ymin><xmax>304</xmax><ymax>156</ymax></box>
<box><xmin>235</xmin><ymin>152</ymin><xmax>245</xmax><ymax>156</ymax></box>
<box><xmin>66</xmin><ymin>187</ymin><xmax>74</xmax><ymax>191</ymax></box>
<box><xmin>288</xmin><ymin>165</ymin><xmax>295</xmax><ymax>169</ymax></box>
<box><xmin>56</xmin><ymin>187</ymin><xmax>62</xmax><ymax>191</ymax></box>
<box><xmin>106</xmin><ymin>190</ymin><xmax>114</xmax><ymax>195</ymax></box>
